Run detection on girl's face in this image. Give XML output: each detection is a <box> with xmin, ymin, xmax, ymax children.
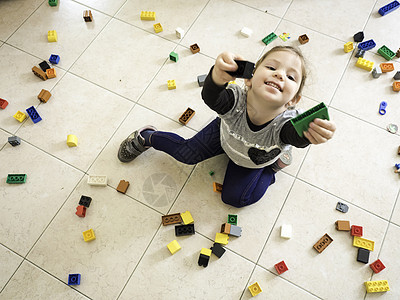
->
<box><xmin>246</xmin><ymin>50</ymin><xmax>303</xmax><ymax>108</ymax></box>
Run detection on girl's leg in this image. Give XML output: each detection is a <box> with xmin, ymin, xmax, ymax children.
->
<box><xmin>149</xmin><ymin>118</ymin><xmax>224</xmax><ymax>165</ymax></box>
<box><xmin>221</xmin><ymin>160</ymin><xmax>276</xmax><ymax>208</ymax></box>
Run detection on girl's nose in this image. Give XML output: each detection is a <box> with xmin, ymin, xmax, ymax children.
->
<box><xmin>273</xmin><ymin>71</ymin><xmax>283</xmax><ymax>80</ymax></box>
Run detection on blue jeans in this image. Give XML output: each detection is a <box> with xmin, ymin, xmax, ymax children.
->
<box><xmin>150</xmin><ymin>118</ymin><xmax>276</xmax><ymax>208</ymax></box>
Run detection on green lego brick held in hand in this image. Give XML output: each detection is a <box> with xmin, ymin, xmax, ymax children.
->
<box><xmin>290</xmin><ymin>102</ymin><xmax>330</xmax><ymax>137</ymax></box>
<box><xmin>7</xmin><ymin>174</ymin><xmax>27</xmax><ymax>184</ymax></box>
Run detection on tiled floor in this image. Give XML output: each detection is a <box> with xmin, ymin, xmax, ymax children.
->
<box><xmin>1</xmin><ymin>0</ymin><xmax>399</xmax><ymax>299</ymax></box>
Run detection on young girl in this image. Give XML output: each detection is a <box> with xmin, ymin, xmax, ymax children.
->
<box><xmin>118</xmin><ymin>46</ymin><xmax>336</xmax><ymax>208</ymax></box>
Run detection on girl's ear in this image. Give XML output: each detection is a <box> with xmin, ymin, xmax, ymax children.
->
<box><xmin>286</xmin><ymin>95</ymin><xmax>301</xmax><ymax>108</ymax></box>
<box><xmin>244</xmin><ymin>78</ymin><xmax>252</xmax><ymax>88</ymax></box>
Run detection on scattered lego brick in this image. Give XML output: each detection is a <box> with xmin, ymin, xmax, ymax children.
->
<box><xmin>208</xmin><ymin>170</ymin><xmax>214</xmax><ymax>176</ymax></box>
<box><xmin>397</xmin><ymin>48</ymin><xmax>400</xmax><ymax>58</ymax></box>
<box><xmin>364</xmin><ymin>280</ymin><xmax>390</xmax><ymax>293</ymax></box>
<box><xmin>46</xmin><ymin>68</ymin><xmax>56</xmax><ymax>79</ymax></box>
<box><xmin>153</xmin><ymin>23</ymin><xmax>163</xmax><ymax>33</ymax></box>
<box><xmin>358</xmin><ymin>39</ymin><xmax>376</xmax><ymax>51</ymax></box>
<box><xmin>67</xmin><ymin>274</ymin><xmax>81</xmax><ymax>285</ymax></box>
<box><xmin>198</xmin><ymin>248</ymin><xmax>212</xmax><ymax>267</ymax></box>
<box><xmin>393</xmin><ymin>82</ymin><xmax>400</xmax><ymax>92</ymax></box>
<box><xmin>353</xmin><ymin>236</ymin><xmax>374</xmax><ymax>251</ymax></box>
<box><xmin>197</xmin><ymin>74</ymin><xmax>207</xmax><ymax>87</ymax></box>
<box><xmin>298</xmin><ymin>34</ymin><xmax>309</xmax><ymax>44</ymax></box>
<box><xmin>13</xmin><ymin>111</ymin><xmax>27</xmax><ymax>122</ymax></box>
<box><xmin>6</xmin><ymin>174</ymin><xmax>27</xmax><ymax>184</ymax></box>
<box><xmin>190</xmin><ymin>43</ymin><xmax>200</xmax><ymax>54</ymax></box>
<box><xmin>370</xmin><ymin>259</ymin><xmax>386</xmax><ymax>273</ymax></box>
<box><xmin>227</xmin><ymin>60</ymin><xmax>255</xmax><ymax>79</ymax></box>
<box><xmin>248</xmin><ymin>282</ymin><xmax>262</xmax><ymax>297</ymax></box>
<box><xmin>83</xmin><ymin>10</ymin><xmax>93</xmax><ymax>22</ymax></box>
<box><xmin>26</xmin><ymin>106</ymin><xmax>42</xmax><ymax>123</ymax></box>
<box><xmin>175</xmin><ymin>27</ymin><xmax>184</xmax><ymax>39</ymax></box>
<box><xmin>75</xmin><ymin>205</ymin><xmax>86</xmax><ymax>217</ymax></box>
<box><xmin>79</xmin><ymin>195</ymin><xmax>92</xmax><ymax>208</ymax></box>
<box><xmin>389</xmin><ymin>124</ymin><xmax>399</xmax><ymax>134</ymax></box>
<box><xmin>167</xmin><ymin>80</ymin><xmax>176</xmax><ymax>90</ymax></box>
<box><xmin>274</xmin><ymin>260</ymin><xmax>288</xmax><ymax>274</ymax></box>
<box><xmin>335</xmin><ymin>220</ymin><xmax>350</xmax><ymax>231</ymax></box>
<box><xmin>357</xmin><ymin>248</ymin><xmax>370</xmax><ymax>264</ymax></box>
<box><xmin>140</xmin><ymin>11</ymin><xmax>156</xmax><ymax>21</ymax></box>
<box><xmin>280</xmin><ymin>224</ymin><xmax>292</xmax><ymax>238</ymax></box>
<box><xmin>355</xmin><ymin>49</ymin><xmax>365</xmax><ymax>58</ymax></box>
<box><xmin>67</xmin><ymin>134</ymin><xmax>78</xmax><ymax>147</ymax></box>
<box><xmin>290</xmin><ymin>102</ymin><xmax>329</xmax><ymax>137</ymax></box>
<box><xmin>175</xmin><ymin>224</ymin><xmax>195</xmax><ymax>236</ymax></box>
<box><xmin>262</xmin><ymin>32</ymin><xmax>277</xmax><ymax>45</ymax></box>
<box><xmin>372</xmin><ymin>66</ymin><xmax>382</xmax><ymax>78</ymax></box>
<box><xmin>240</xmin><ymin>27</ymin><xmax>252</xmax><ymax>37</ymax></box>
<box><xmin>39</xmin><ymin>61</ymin><xmax>51</xmax><ymax>72</ymax></box>
<box><xmin>398</xmin><ymin>146</ymin><xmax>400</xmax><ymax>155</ymax></box>
<box><xmin>49</xmin><ymin>54</ymin><xmax>60</xmax><ymax>64</ymax></box>
<box><xmin>179</xmin><ymin>107</ymin><xmax>195</xmax><ymax>125</ymax></box>
<box><xmin>48</xmin><ymin>30</ymin><xmax>57</xmax><ymax>42</ymax></box>
<box><xmin>353</xmin><ymin>31</ymin><xmax>364</xmax><ymax>42</ymax></box>
<box><xmin>87</xmin><ymin>175</ymin><xmax>107</xmax><ymax>186</ymax></box>
<box><xmin>351</xmin><ymin>225</ymin><xmax>363</xmax><ymax>237</ymax></box>
<box><xmin>169</xmin><ymin>51</ymin><xmax>178</xmax><ymax>62</ymax></box>
<box><xmin>180</xmin><ymin>210</ymin><xmax>194</xmax><ymax>225</ymax></box>
<box><xmin>215</xmin><ymin>232</ymin><xmax>229</xmax><ymax>245</ymax></box>
<box><xmin>380</xmin><ymin>62</ymin><xmax>394</xmax><ymax>72</ymax></box>
<box><xmin>49</xmin><ymin>0</ymin><xmax>58</xmax><ymax>6</ymax></box>
<box><xmin>0</xmin><ymin>98</ymin><xmax>8</xmax><ymax>109</ymax></box>
<box><xmin>117</xmin><ymin>180</ymin><xmax>130</xmax><ymax>194</ymax></box>
<box><xmin>221</xmin><ymin>223</ymin><xmax>242</xmax><ymax>237</ymax></box>
<box><xmin>167</xmin><ymin>240</ymin><xmax>181</xmax><ymax>254</ymax></box>
<box><xmin>279</xmin><ymin>32</ymin><xmax>290</xmax><ymax>42</ymax></box>
<box><xmin>32</xmin><ymin>66</ymin><xmax>47</xmax><ymax>81</ymax></box>
<box><xmin>213</xmin><ymin>182</ymin><xmax>223</xmax><ymax>193</ymax></box>
<box><xmin>378</xmin><ymin>45</ymin><xmax>396</xmax><ymax>60</ymax></box>
<box><xmin>344</xmin><ymin>42</ymin><xmax>353</xmax><ymax>53</ymax></box>
<box><xmin>8</xmin><ymin>136</ymin><xmax>21</xmax><ymax>147</ymax></box>
<box><xmin>211</xmin><ymin>242</ymin><xmax>225</xmax><ymax>258</ymax></box>
<box><xmin>378</xmin><ymin>0</ymin><xmax>399</xmax><ymax>16</ymax></box>
<box><xmin>379</xmin><ymin>101</ymin><xmax>387</xmax><ymax>115</ymax></box>
<box><xmin>227</xmin><ymin>214</ymin><xmax>237</xmax><ymax>225</ymax></box>
<box><xmin>355</xmin><ymin>57</ymin><xmax>374</xmax><ymax>72</ymax></box>
<box><xmin>82</xmin><ymin>229</ymin><xmax>96</xmax><ymax>242</ymax></box>
<box><xmin>38</xmin><ymin>89</ymin><xmax>51</xmax><ymax>103</ymax></box>
<box><xmin>394</xmin><ymin>71</ymin><xmax>400</xmax><ymax>80</ymax></box>
<box><xmin>162</xmin><ymin>213</ymin><xmax>182</xmax><ymax>226</ymax></box>
<box><xmin>313</xmin><ymin>233</ymin><xmax>333</xmax><ymax>253</ymax></box>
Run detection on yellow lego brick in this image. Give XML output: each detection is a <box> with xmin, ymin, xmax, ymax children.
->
<box><xmin>180</xmin><ymin>211</ymin><xmax>194</xmax><ymax>225</ymax></box>
<box><xmin>140</xmin><ymin>11</ymin><xmax>156</xmax><ymax>21</ymax></box>
<box><xmin>365</xmin><ymin>280</ymin><xmax>390</xmax><ymax>293</ymax></box>
<box><xmin>248</xmin><ymin>282</ymin><xmax>262</xmax><ymax>297</ymax></box>
<box><xmin>355</xmin><ymin>57</ymin><xmax>374</xmax><ymax>72</ymax></box>
<box><xmin>353</xmin><ymin>236</ymin><xmax>374</xmax><ymax>251</ymax></box>
<box><xmin>344</xmin><ymin>41</ymin><xmax>354</xmax><ymax>53</ymax></box>
<box><xmin>67</xmin><ymin>134</ymin><xmax>78</xmax><ymax>147</ymax></box>
<box><xmin>82</xmin><ymin>229</ymin><xmax>96</xmax><ymax>242</ymax></box>
<box><xmin>215</xmin><ymin>232</ymin><xmax>229</xmax><ymax>245</ymax></box>
<box><xmin>48</xmin><ymin>30</ymin><xmax>57</xmax><ymax>42</ymax></box>
<box><xmin>13</xmin><ymin>111</ymin><xmax>27</xmax><ymax>122</ymax></box>
<box><xmin>153</xmin><ymin>23</ymin><xmax>163</xmax><ymax>33</ymax></box>
<box><xmin>167</xmin><ymin>240</ymin><xmax>181</xmax><ymax>254</ymax></box>
<box><xmin>46</xmin><ymin>68</ymin><xmax>56</xmax><ymax>79</ymax></box>
<box><xmin>228</xmin><ymin>81</ymin><xmax>236</xmax><ymax>85</ymax></box>
<box><xmin>200</xmin><ymin>248</ymin><xmax>212</xmax><ymax>257</ymax></box>
<box><xmin>167</xmin><ymin>80</ymin><xmax>176</xmax><ymax>90</ymax></box>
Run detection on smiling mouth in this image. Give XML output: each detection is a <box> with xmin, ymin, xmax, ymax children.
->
<box><xmin>265</xmin><ymin>81</ymin><xmax>282</xmax><ymax>92</ymax></box>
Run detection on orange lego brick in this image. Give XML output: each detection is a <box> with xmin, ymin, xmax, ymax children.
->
<box><xmin>190</xmin><ymin>43</ymin><xmax>200</xmax><ymax>54</ymax></box>
<box><xmin>221</xmin><ymin>223</ymin><xmax>231</xmax><ymax>234</ymax></box>
<box><xmin>335</xmin><ymin>220</ymin><xmax>350</xmax><ymax>231</ymax></box>
<box><xmin>32</xmin><ymin>66</ymin><xmax>47</xmax><ymax>81</ymax></box>
<box><xmin>83</xmin><ymin>10</ymin><xmax>93</xmax><ymax>22</ymax></box>
<box><xmin>117</xmin><ymin>180</ymin><xmax>129</xmax><ymax>194</ymax></box>
<box><xmin>298</xmin><ymin>34</ymin><xmax>309</xmax><ymax>44</ymax></box>
<box><xmin>75</xmin><ymin>205</ymin><xmax>86</xmax><ymax>217</ymax></box>
<box><xmin>213</xmin><ymin>182</ymin><xmax>223</xmax><ymax>193</ymax></box>
<box><xmin>46</xmin><ymin>68</ymin><xmax>56</xmax><ymax>79</ymax></box>
<box><xmin>162</xmin><ymin>213</ymin><xmax>183</xmax><ymax>226</ymax></box>
<box><xmin>313</xmin><ymin>233</ymin><xmax>333</xmax><ymax>253</ymax></box>
<box><xmin>37</xmin><ymin>89</ymin><xmax>51</xmax><ymax>103</ymax></box>
<box><xmin>179</xmin><ymin>107</ymin><xmax>195</xmax><ymax>125</ymax></box>
<box><xmin>380</xmin><ymin>63</ymin><xmax>394</xmax><ymax>72</ymax></box>
<box><xmin>393</xmin><ymin>81</ymin><xmax>400</xmax><ymax>92</ymax></box>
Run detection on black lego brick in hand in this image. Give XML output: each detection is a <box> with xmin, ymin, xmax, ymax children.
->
<box><xmin>175</xmin><ymin>224</ymin><xmax>195</xmax><ymax>236</ymax></box>
<box><xmin>227</xmin><ymin>60</ymin><xmax>255</xmax><ymax>79</ymax></box>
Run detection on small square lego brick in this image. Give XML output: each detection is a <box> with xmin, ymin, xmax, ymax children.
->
<box><xmin>26</xmin><ymin>106</ymin><xmax>42</xmax><ymax>123</ymax></box>
<box><xmin>353</xmin><ymin>236</ymin><xmax>374</xmax><ymax>251</ymax></box>
<box><xmin>197</xmin><ymin>74</ymin><xmax>207</xmax><ymax>87</ymax></box>
<box><xmin>87</xmin><ymin>175</ymin><xmax>107</xmax><ymax>186</ymax></box>
<box><xmin>0</xmin><ymin>98</ymin><xmax>8</xmax><ymax>109</ymax></box>
<box><xmin>298</xmin><ymin>34</ymin><xmax>309</xmax><ymax>44</ymax></box>
<box><xmin>153</xmin><ymin>23</ymin><xmax>163</xmax><ymax>33</ymax></box>
<box><xmin>262</xmin><ymin>32</ymin><xmax>277</xmax><ymax>45</ymax></box>
<box><xmin>274</xmin><ymin>260</ymin><xmax>288</xmax><ymax>274</ymax></box>
<box><xmin>190</xmin><ymin>43</ymin><xmax>200</xmax><ymax>54</ymax></box>
<box><xmin>49</xmin><ymin>54</ymin><xmax>60</xmax><ymax>64</ymax></box>
<box><xmin>49</xmin><ymin>0</ymin><xmax>58</xmax><ymax>6</ymax></box>
<box><xmin>227</xmin><ymin>60</ymin><xmax>255</xmax><ymax>79</ymax></box>
<box><xmin>13</xmin><ymin>111</ymin><xmax>27</xmax><ymax>122</ymax></box>
<box><xmin>162</xmin><ymin>213</ymin><xmax>182</xmax><ymax>226</ymax></box>
<box><xmin>75</xmin><ymin>205</ymin><xmax>86</xmax><ymax>217</ymax></box>
<box><xmin>211</xmin><ymin>242</ymin><xmax>225</xmax><ymax>258</ymax></box>
<box><xmin>344</xmin><ymin>42</ymin><xmax>354</xmax><ymax>53</ymax></box>
<box><xmin>336</xmin><ymin>202</ymin><xmax>349</xmax><ymax>213</ymax></box>
<box><xmin>372</xmin><ymin>66</ymin><xmax>382</xmax><ymax>78</ymax></box>
<box><xmin>228</xmin><ymin>224</ymin><xmax>242</xmax><ymax>237</ymax></box>
<box><xmin>380</xmin><ymin>62</ymin><xmax>394</xmax><ymax>72</ymax></box>
<box><xmin>355</xmin><ymin>49</ymin><xmax>365</xmax><ymax>58</ymax></box>
<box><xmin>46</xmin><ymin>68</ymin><xmax>56</xmax><ymax>79</ymax></box>
<box><xmin>32</xmin><ymin>66</ymin><xmax>47</xmax><ymax>81</ymax></box>
<box><xmin>6</xmin><ymin>174</ymin><xmax>27</xmax><ymax>184</ymax></box>
<box><xmin>198</xmin><ymin>253</ymin><xmax>210</xmax><ymax>267</ymax></box>
<box><xmin>240</xmin><ymin>27</ymin><xmax>253</xmax><ymax>37</ymax></box>
<box><xmin>179</xmin><ymin>107</ymin><xmax>195</xmax><ymax>125</ymax></box>
<box><xmin>140</xmin><ymin>11</ymin><xmax>156</xmax><ymax>21</ymax></box>
<box><xmin>365</xmin><ymin>280</ymin><xmax>390</xmax><ymax>293</ymax></box>
<box><xmin>313</xmin><ymin>233</ymin><xmax>333</xmax><ymax>253</ymax></box>
<box><xmin>353</xmin><ymin>31</ymin><xmax>364</xmax><ymax>42</ymax></box>
<box><xmin>180</xmin><ymin>210</ymin><xmax>194</xmax><ymax>224</ymax></box>
<box><xmin>357</xmin><ymin>248</ymin><xmax>370</xmax><ymax>264</ymax></box>
<box><xmin>79</xmin><ymin>195</ymin><xmax>92</xmax><ymax>208</ymax></box>
<box><xmin>38</xmin><ymin>89</ymin><xmax>51</xmax><ymax>103</ymax></box>
<box><xmin>215</xmin><ymin>232</ymin><xmax>229</xmax><ymax>245</ymax></box>
<box><xmin>8</xmin><ymin>136</ymin><xmax>21</xmax><ymax>146</ymax></box>
<box><xmin>169</xmin><ymin>51</ymin><xmax>178</xmax><ymax>62</ymax></box>
<box><xmin>167</xmin><ymin>80</ymin><xmax>176</xmax><ymax>90</ymax></box>
<box><xmin>393</xmin><ymin>82</ymin><xmax>400</xmax><ymax>92</ymax></box>
<box><xmin>175</xmin><ymin>224</ymin><xmax>195</xmax><ymax>236</ymax></box>
<box><xmin>175</xmin><ymin>27</ymin><xmax>184</xmax><ymax>39</ymax></box>
<box><xmin>83</xmin><ymin>10</ymin><xmax>93</xmax><ymax>22</ymax></box>
<box><xmin>351</xmin><ymin>225</ymin><xmax>363</xmax><ymax>236</ymax></box>
<box><xmin>82</xmin><ymin>229</ymin><xmax>96</xmax><ymax>242</ymax></box>
<box><xmin>67</xmin><ymin>134</ymin><xmax>78</xmax><ymax>147</ymax></box>
<box><xmin>378</xmin><ymin>0</ymin><xmax>399</xmax><ymax>16</ymax></box>
<box><xmin>167</xmin><ymin>240</ymin><xmax>181</xmax><ymax>254</ymax></box>
<box><xmin>39</xmin><ymin>61</ymin><xmax>51</xmax><ymax>72</ymax></box>
<box><xmin>68</xmin><ymin>274</ymin><xmax>81</xmax><ymax>285</ymax></box>
<box><xmin>370</xmin><ymin>259</ymin><xmax>386</xmax><ymax>273</ymax></box>
<box><xmin>227</xmin><ymin>214</ymin><xmax>237</xmax><ymax>225</ymax></box>
<box><xmin>248</xmin><ymin>282</ymin><xmax>262</xmax><ymax>297</ymax></box>
<box><xmin>394</xmin><ymin>71</ymin><xmax>400</xmax><ymax>80</ymax></box>
<box><xmin>280</xmin><ymin>224</ymin><xmax>292</xmax><ymax>238</ymax></box>
<box><xmin>221</xmin><ymin>223</ymin><xmax>231</xmax><ymax>235</ymax></box>
<box><xmin>117</xmin><ymin>180</ymin><xmax>130</xmax><ymax>194</ymax></box>
<box><xmin>213</xmin><ymin>182</ymin><xmax>223</xmax><ymax>193</ymax></box>
<box><xmin>335</xmin><ymin>220</ymin><xmax>350</xmax><ymax>231</ymax></box>
<box><xmin>48</xmin><ymin>30</ymin><xmax>57</xmax><ymax>42</ymax></box>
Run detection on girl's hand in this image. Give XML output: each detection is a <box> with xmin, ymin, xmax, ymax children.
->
<box><xmin>212</xmin><ymin>52</ymin><xmax>244</xmax><ymax>86</ymax></box>
<box><xmin>304</xmin><ymin>118</ymin><xmax>336</xmax><ymax>144</ymax></box>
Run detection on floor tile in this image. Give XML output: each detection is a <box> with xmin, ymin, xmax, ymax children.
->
<box><xmin>234</xmin><ymin>0</ymin><xmax>293</xmax><ymax>18</ymax></box>
<box><xmin>7</xmin><ymin>0</ymin><xmax>111</xmax><ymax>70</ymax></box>
<box><xmin>170</xmin><ymin>155</ymin><xmax>295</xmax><ymax>262</ymax></box>
<box><xmin>16</xmin><ymin>72</ymin><xmax>134</xmax><ymax>171</ymax></box>
<box><xmin>116</xmin><ymin>0</ymin><xmax>209</xmax><ymax>41</ymax></box>
<box><xmin>258</xmin><ymin>179</ymin><xmax>388</xmax><ymax>299</ymax></box>
<box><xmin>0</xmin><ymin>260</ymin><xmax>89</xmax><ymax>300</ymax></box>
<box><xmin>27</xmin><ymin>178</ymin><xmax>162</xmax><ymax>300</ymax></box>
<box><xmin>118</xmin><ymin>223</ymin><xmax>255</xmax><ymax>300</ymax></box>
<box><xmin>0</xmin><ymin>0</ymin><xmax>43</xmax><ymax>41</ymax></box>
<box><xmin>298</xmin><ymin>108</ymin><xmax>400</xmax><ymax>220</ymax></box>
<box><xmin>74</xmin><ymin>0</ymin><xmax>127</xmax><ymax>16</ymax></box>
<box><xmin>181</xmin><ymin>0</ymin><xmax>281</xmax><ymax>61</ymax></box>
<box><xmin>284</xmin><ymin>0</ymin><xmax>376</xmax><ymax>41</ymax></box>
<box><xmin>88</xmin><ymin>104</ymin><xmax>195</xmax><ymax>214</ymax></box>
<box><xmin>0</xmin><ymin>44</ymin><xmax>65</xmax><ymax>134</ymax></box>
<box><xmin>0</xmin><ymin>245</ymin><xmax>22</xmax><ymax>291</ymax></box>
<box><xmin>0</xmin><ymin>135</ymin><xmax>83</xmax><ymax>256</ymax></box>
<box><xmin>391</xmin><ymin>197</ymin><xmax>400</xmax><ymax>227</ymax></box>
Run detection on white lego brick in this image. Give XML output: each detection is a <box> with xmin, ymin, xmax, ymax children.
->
<box><xmin>280</xmin><ymin>224</ymin><xmax>292</xmax><ymax>239</ymax></box>
<box><xmin>87</xmin><ymin>175</ymin><xmax>107</xmax><ymax>186</ymax></box>
<box><xmin>240</xmin><ymin>27</ymin><xmax>253</xmax><ymax>38</ymax></box>
<box><xmin>175</xmin><ymin>27</ymin><xmax>185</xmax><ymax>39</ymax></box>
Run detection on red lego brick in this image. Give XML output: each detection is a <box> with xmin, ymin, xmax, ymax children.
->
<box><xmin>370</xmin><ymin>259</ymin><xmax>386</xmax><ymax>273</ymax></box>
<box><xmin>0</xmin><ymin>98</ymin><xmax>8</xmax><ymax>109</ymax></box>
<box><xmin>75</xmin><ymin>205</ymin><xmax>86</xmax><ymax>217</ymax></box>
<box><xmin>351</xmin><ymin>225</ymin><xmax>363</xmax><ymax>237</ymax></box>
<box><xmin>274</xmin><ymin>260</ymin><xmax>288</xmax><ymax>274</ymax></box>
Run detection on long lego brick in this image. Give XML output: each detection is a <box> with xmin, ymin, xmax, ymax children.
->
<box><xmin>313</xmin><ymin>233</ymin><xmax>333</xmax><ymax>253</ymax></box>
<box><xmin>358</xmin><ymin>39</ymin><xmax>376</xmax><ymax>51</ymax></box>
<box><xmin>353</xmin><ymin>236</ymin><xmax>374</xmax><ymax>251</ymax></box>
<box><xmin>356</xmin><ymin>57</ymin><xmax>374</xmax><ymax>72</ymax></box>
<box><xmin>87</xmin><ymin>175</ymin><xmax>107</xmax><ymax>186</ymax></box>
<box><xmin>290</xmin><ymin>102</ymin><xmax>329</xmax><ymax>137</ymax></box>
<box><xmin>6</xmin><ymin>174</ymin><xmax>27</xmax><ymax>184</ymax></box>
<box><xmin>179</xmin><ymin>108</ymin><xmax>195</xmax><ymax>125</ymax></box>
<box><xmin>378</xmin><ymin>45</ymin><xmax>396</xmax><ymax>60</ymax></box>
<box><xmin>175</xmin><ymin>224</ymin><xmax>195</xmax><ymax>236</ymax></box>
<box><xmin>380</xmin><ymin>62</ymin><xmax>394</xmax><ymax>72</ymax></box>
<box><xmin>364</xmin><ymin>280</ymin><xmax>390</xmax><ymax>293</ymax></box>
<box><xmin>162</xmin><ymin>213</ymin><xmax>182</xmax><ymax>226</ymax></box>
<box><xmin>262</xmin><ymin>33</ymin><xmax>277</xmax><ymax>45</ymax></box>
<box><xmin>26</xmin><ymin>106</ymin><xmax>42</xmax><ymax>123</ymax></box>
<box><xmin>378</xmin><ymin>0</ymin><xmax>399</xmax><ymax>16</ymax></box>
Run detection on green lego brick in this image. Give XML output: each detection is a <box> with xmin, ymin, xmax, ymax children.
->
<box><xmin>290</xmin><ymin>102</ymin><xmax>330</xmax><ymax>137</ymax></box>
<box><xmin>49</xmin><ymin>0</ymin><xmax>58</xmax><ymax>6</ymax></box>
<box><xmin>227</xmin><ymin>214</ymin><xmax>237</xmax><ymax>225</ymax></box>
<box><xmin>6</xmin><ymin>174</ymin><xmax>27</xmax><ymax>184</ymax></box>
<box><xmin>169</xmin><ymin>51</ymin><xmax>178</xmax><ymax>62</ymax></box>
<box><xmin>378</xmin><ymin>45</ymin><xmax>396</xmax><ymax>61</ymax></box>
<box><xmin>262</xmin><ymin>33</ymin><xmax>277</xmax><ymax>45</ymax></box>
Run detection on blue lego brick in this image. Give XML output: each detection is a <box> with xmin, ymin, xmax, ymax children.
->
<box><xmin>358</xmin><ymin>39</ymin><xmax>376</xmax><ymax>51</ymax></box>
<box><xmin>378</xmin><ymin>0</ymin><xmax>399</xmax><ymax>16</ymax></box>
<box><xmin>26</xmin><ymin>106</ymin><xmax>42</xmax><ymax>123</ymax></box>
<box><xmin>68</xmin><ymin>274</ymin><xmax>81</xmax><ymax>285</ymax></box>
<box><xmin>49</xmin><ymin>54</ymin><xmax>60</xmax><ymax>64</ymax></box>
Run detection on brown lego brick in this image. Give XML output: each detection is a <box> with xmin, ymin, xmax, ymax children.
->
<box><xmin>393</xmin><ymin>82</ymin><xmax>400</xmax><ymax>92</ymax></box>
<box><xmin>117</xmin><ymin>180</ymin><xmax>129</xmax><ymax>194</ymax></box>
<box><xmin>38</xmin><ymin>89</ymin><xmax>51</xmax><ymax>103</ymax></box>
<box><xmin>32</xmin><ymin>66</ymin><xmax>47</xmax><ymax>81</ymax></box>
<box><xmin>398</xmin><ymin>146</ymin><xmax>400</xmax><ymax>155</ymax></box>
<box><xmin>298</xmin><ymin>34</ymin><xmax>309</xmax><ymax>44</ymax></box>
<box><xmin>190</xmin><ymin>43</ymin><xmax>200</xmax><ymax>54</ymax></box>
<box><xmin>162</xmin><ymin>213</ymin><xmax>183</xmax><ymax>226</ymax></box>
<box><xmin>335</xmin><ymin>220</ymin><xmax>351</xmax><ymax>231</ymax></box>
<box><xmin>221</xmin><ymin>223</ymin><xmax>231</xmax><ymax>234</ymax></box>
<box><xmin>179</xmin><ymin>107</ymin><xmax>195</xmax><ymax>125</ymax></box>
<box><xmin>313</xmin><ymin>233</ymin><xmax>333</xmax><ymax>253</ymax></box>
<box><xmin>83</xmin><ymin>10</ymin><xmax>93</xmax><ymax>22</ymax></box>
<box><xmin>396</xmin><ymin>48</ymin><xmax>400</xmax><ymax>58</ymax></box>
<box><xmin>380</xmin><ymin>63</ymin><xmax>394</xmax><ymax>72</ymax></box>
<box><xmin>46</xmin><ymin>68</ymin><xmax>56</xmax><ymax>79</ymax></box>
<box><xmin>213</xmin><ymin>182</ymin><xmax>223</xmax><ymax>193</ymax></box>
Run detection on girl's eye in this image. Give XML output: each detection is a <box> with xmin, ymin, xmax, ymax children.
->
<box><xmin>287</xmin><ymin>75</ymin><xmax>296</xmax><ymax>81</ymax></box>
<box><xmin>266</xmin><ymin>66</ymin><xmax>275</xmax><ymax>70</ymax></box>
